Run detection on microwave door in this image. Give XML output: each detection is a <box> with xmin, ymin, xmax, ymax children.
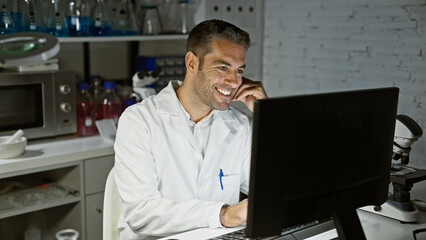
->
<box><xmin>0</xmin><ymin>80</ymin><xmax>56</xmax><ymax>139</ymax></box>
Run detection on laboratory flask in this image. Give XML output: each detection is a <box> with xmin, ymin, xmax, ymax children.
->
<box><xmin>21</xmin><ymin>0</ymin><xmax>43</xmax><ymax>32</ymax></box>
<box><xmin>65</xmin><ymin>0</ymin><xmax>91</xmax><ymax>36</ymax></box>
<box><xmin>44</xmin><ymin>0</ymin><xmax>69</xmax><ymax>37</ymax></box>
<box><xmin>0</xmin><ymin>0</ymin><xmax>16</xmax><ymax>34</ymax></box>
<box><xmin>91</xmin><ymin>0</ymin><xmax>112</xmax><ymax>36</ymax></box>
<box><xmin>8</xmin><ymin>0</ymin><xmax>22</xmax><ymax>31</ymax></box>
<box><xmin>112</xmin><ymin>0</ymin><xmax>139</xmax><ymax>36</ymax></box>
<box><xmin>76</xmin><ymin>82</ymin><xmax>97</xmax><ymax>136</ymax></box>
<box><xmin>137</xmin><ymin>5</ymin><xmax>160</xmax><ymax>35</ymax></box>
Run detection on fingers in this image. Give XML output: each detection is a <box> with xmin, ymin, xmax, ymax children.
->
<box><xmin>233</xmin><ymin>80</ymin><xmax>267</xmax><ymax>102</ymax></box>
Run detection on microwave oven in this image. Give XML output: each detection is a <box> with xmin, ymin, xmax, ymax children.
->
<box><xmin>0</xmin><ymin>71</ymin><xmax>77</xmax><ymax>139</ymax></box>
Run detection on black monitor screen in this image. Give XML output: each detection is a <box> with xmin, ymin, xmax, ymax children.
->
<box><xmin>246</xmin><ymin>87</ymin><xmax>399</xmax><ymax>239</ymax></box>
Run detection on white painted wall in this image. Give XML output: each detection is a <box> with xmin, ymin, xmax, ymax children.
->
<box><xmin>262</xmin><ymin>0</ymin><xmax>426</xmax><ymax>169</ymax></box>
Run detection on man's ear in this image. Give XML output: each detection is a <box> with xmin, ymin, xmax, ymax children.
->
<box><xmin>185</xmin><ymin>51</ymin><xmax>199</xmax><ymax>75</ymax></box>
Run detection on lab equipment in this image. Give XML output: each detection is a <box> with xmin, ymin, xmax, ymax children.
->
<box><xmin>97</xmin><ymin>81</ymin><xmax>122</xmax><ymax>124</ymax></box>
<box><xmin>244</xmin><ymin>87</ymin><xmax>398</xmax><ymax>239</ymax></box>
<box><xmin>55</xmin><ymin>229</ymin><xmax>79</xmax><ymax>240</ymax></box>
<box><xmin>0</xmin><ymin>0</ymin><xmax>17</xmax><ymax>35</ymax></box>
<box><xmin>76</xmin><ymin>82</ymin><xmax>97</xmax><ymax>136</ymax></box>
<box><xmin>4</xmin><ymin>129</ymin><xmax>24</xmax><ymax>144</ymax></box>
<box><xmin>21</xmin><ymin>0</ymin><xmax>43</xmax><ymax>32</ymax></box>
<box><xmin>89</xmin><ymin>75</ymin><xmax>103</xmax><ymax>120</ymax></box>
<box><xmin>0</xmin><ymin>135</ymin><xmax>27</xmax><ymax>158</ymax></box>
<box><xmin>111</xmin><ymin>0</ymin><xmax>139</xmax><ymax>36</ymax></box>
<box><xmin>91</xmin><ymin>0</ymin><xmax>112</xmax><ymax>36</ymax></box>
<box><xmin>44</xmin><ymin>0</ymin><xmax>69</xmax><ymax>37</ymax></box>
<box><xmin>141</xmin><ymin>5</ymin><xmax>160</xmax><ymax>35</ymax></box>
<box><xmin>360</xmin><ymin>115</ymin><xmax>426</xmax><ymax>223</ymax></box>
<box><xmin>8</xmin><ymin>0</ymin><xmax>22</xmax><ymax>32</ymax></box>
<box><xmin>65</xmin><ymin>0</ymin><xmax>91</xmax><ymax>36</ymax></box>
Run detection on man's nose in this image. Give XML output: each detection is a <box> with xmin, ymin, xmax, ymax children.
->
<box><xmin>225</xmin><ymin>71</ymin><xmax>240</xmax><ymax>88</ymax></box>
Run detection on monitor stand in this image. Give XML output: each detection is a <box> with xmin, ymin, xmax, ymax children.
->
<box><xmin>332</xmin><ymin>192</ymin><xmax>367</xmax><ymax>240</ymax></box>
<box><xmin>359</xmin><ymin>164</ymin><xmax>426</xmax><ymax>222</ymax></box>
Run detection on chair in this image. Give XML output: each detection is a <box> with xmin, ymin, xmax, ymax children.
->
<box><xmin>103</xmin><ymin>167</ymin><xmax>121</xmax><ymax>240</ymax></box>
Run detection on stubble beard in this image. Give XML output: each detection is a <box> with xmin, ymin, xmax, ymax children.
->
<box><xmin>194</xmin><ymin>71</ymin><xmax>231</xmax><ymax>111</ymax></box>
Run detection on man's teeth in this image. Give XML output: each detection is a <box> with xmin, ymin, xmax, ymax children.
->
<box><xmin>216</xmin><ymin>87</ymin><xmax>231</xmax><ymax>96</ymax></box>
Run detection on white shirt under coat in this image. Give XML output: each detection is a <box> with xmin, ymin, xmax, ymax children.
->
<box><xmin>114</xmin><ymin>81</ymin><xmax>252</xmax><ymax>239</ymax></box>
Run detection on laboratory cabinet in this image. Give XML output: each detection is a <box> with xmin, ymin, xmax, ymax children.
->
<box><xmin>0</xmin><ymin>136</ymin><xmax>114</xmax><ymax>240</ymax></box>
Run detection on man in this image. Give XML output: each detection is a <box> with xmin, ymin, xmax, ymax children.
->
<box><xmin>114</xmin><ymin>19</ymin><xmax>268</xmax><ymax>239</ymax></box>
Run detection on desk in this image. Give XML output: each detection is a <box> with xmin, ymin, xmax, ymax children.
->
<box><xmin>159</xmin><ymin>209</ymin><xmax>426</xmax><ymax>240</ymax></box>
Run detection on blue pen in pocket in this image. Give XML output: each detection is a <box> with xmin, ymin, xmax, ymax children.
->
<box><xmin>219</xmin><ymin>169</ymin><xmax>224</xmax><ymax>190</ymax></box>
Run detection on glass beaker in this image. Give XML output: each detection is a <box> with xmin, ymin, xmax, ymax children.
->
<box><xmin>21</xmin><ymin>0</ymin><xmax>43</xmax><ymax>32</ymax></box>
<box><xmin>111</xmin><ymin>0</ymin><xmax>138</xmax><ymax>36</ymax></box>
<box><xmin>55</xmin><ymin>229</ymin><xmax>79</xmax><ymax>240</ymax></box>
<box><xmin>0</xmin><ymin>0</ymin><xmax>17</xmax><ymax>35</ymax></box>
<box><xmin>91</xmin><ymin>0</ymin><xmax>112</xmax><ymax>36</ymax></box>
<box><xmin>44</xmin><ymin>0</ymin><xmax>69</xmax><ymax>37</ymax></box>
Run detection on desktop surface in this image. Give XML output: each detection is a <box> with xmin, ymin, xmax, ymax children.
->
<box><xmin>159</xmin><ymin>209</ymin><xmax>426</xmax><ymax>240</ymax></box>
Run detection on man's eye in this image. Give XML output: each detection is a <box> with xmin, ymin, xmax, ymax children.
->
<box><xmin>218</xmin><ymin>66</ymin><xmax>227</xmax><ymax>71</ymax></box>
<box><xmin>237</xmin><ymin>69</ymin><xmax>244</xmax><ymax>74</ymax></box>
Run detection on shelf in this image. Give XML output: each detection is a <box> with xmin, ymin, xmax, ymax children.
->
<box><xmin>58</xmin><ymin>34</ymin><xmax>188</xmax><ymax>43</ymax></box>
<box><xmin>0</xmin><ymin>195</ymin><xmax>81</xmax><ymax>219</ymax></box>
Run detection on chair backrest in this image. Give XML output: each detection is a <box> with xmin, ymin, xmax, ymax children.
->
<box><xmin>103</xmin><ymin>167</ymin><xmax>120</xmax><ymax>240</ymax></box>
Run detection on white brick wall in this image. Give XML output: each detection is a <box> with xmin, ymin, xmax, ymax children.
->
<box><xmin>263</xmin><ymin>0</ymin><xmax>426</xmax><ymax>168</ymax></box>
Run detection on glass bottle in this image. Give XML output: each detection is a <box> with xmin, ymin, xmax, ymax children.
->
<box><xmin>89</xmin><ymin>75</ymin><xmax>103</xmax><ymax>120</ymax></box>
<box><xmin>97</xmin><ymin>81</ymin><xmax>122</xmax><ymax>124</ymax></box>
<box><xmin>21</xmin><ymin>0</ymin><xmax>43</xmax><ymax>32</ymax></box>
<box><xmin>91</xmin><ymin>0</ymin><xmax>112</xmax><ymax>36</ymax></box>
<box><xmin>76</xmin><ymin>82</ymin><xmax>97</xmax><ymax>136</ymax></box>
<box><xmin>65</xmin><ymin>0</ymin><xmax>91</xmax><ymax>36</ymax></box>
<box><xmin>44</xmin><ymin>0</ymin><xmax>69</xmax><ymax>37</ymax></box>
<box><xmin>0</xmin><ymin>0</ymin><xmax>16</xmax><ymax>35</ymax></box>
<box><xmin>112</xmin><ymin>0</ymin><xmax>138</xmax><ymax>36</ymax></box>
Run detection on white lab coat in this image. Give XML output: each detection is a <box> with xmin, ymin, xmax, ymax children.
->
<box><xmin>114</xmin><ymin>81</ymin><xmax>252</xmax><ymax>239</ymax></box>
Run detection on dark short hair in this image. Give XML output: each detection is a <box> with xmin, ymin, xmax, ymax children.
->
<box><xmin>187</xmin><ymin>19</ymin><xmax>251</xmax><ymax>68</ymax></box>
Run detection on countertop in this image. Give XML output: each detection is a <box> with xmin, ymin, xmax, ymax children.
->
<box><xmin>0</xmin><ymin>135</ymin><xmax>114</xmax><ymax>176</ymax></box>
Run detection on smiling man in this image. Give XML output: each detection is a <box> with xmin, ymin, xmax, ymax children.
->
<box><xmin>114</xmin><ymin>19</ymin><xmax>267</xmax><ymax>239</ymax></box>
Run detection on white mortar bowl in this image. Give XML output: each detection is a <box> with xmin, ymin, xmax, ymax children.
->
<box><xmin>0</xmin><ymin>136</ymin><xmax>27</xmax><ymax>159</ymax></box>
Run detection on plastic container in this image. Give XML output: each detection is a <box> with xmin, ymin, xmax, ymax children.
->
<box><xmin>76</xmin><ymin>82</ymin><xmax>97</xmax><ymax>136</ymax></box>
<box><xmin>97</xmin><ymin>81</ymin><xmax>122</xmax><ymax>124</ymax></box>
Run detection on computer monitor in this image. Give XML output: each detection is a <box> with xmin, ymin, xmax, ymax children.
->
<box><xmin>246</xmin><ymin>87</ymin><xmax>399</xmax><ymax>240</ymax></box>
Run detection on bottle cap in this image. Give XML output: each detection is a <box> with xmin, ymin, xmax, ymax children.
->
<box><xmin>103</xmin><ymin>81</ymin><xmax>116</xmax><ymax>89</ymax></box>
<box><xmin>77</xmin><ymin>82</ymin><xmax>90</xmax><ymax>90</ymax></box>
<box><xmin>124</xmin><ymin>98</ymin><xmax>137</xmax><ymax>107</ymax></box>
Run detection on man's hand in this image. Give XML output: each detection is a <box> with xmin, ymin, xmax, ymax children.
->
<box><xmin>232</xmin><ymin>77</ymin><xmax>268</xmax><ymax>112</ymax></box>
<box><xmin>219</xmin><ymin>199</ymin><xmax>248</xmax><ymax>227</ymax></box>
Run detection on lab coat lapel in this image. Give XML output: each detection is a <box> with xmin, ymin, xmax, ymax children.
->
<box><xmin>156</xmin><ymin>81</ymin><xmax>202</xmax><ymax>153</ymax></box>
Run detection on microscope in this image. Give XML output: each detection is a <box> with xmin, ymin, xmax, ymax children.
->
<box><xmin>361</xmin><ymin>115</ymin><xmax>426</xmax><ymax>222</ymax></box>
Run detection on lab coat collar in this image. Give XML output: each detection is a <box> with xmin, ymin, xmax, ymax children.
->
<box><xmin>155</xmin><ymin>80</ymin><xmax>235</xmax><ymax>123</ymax></box>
